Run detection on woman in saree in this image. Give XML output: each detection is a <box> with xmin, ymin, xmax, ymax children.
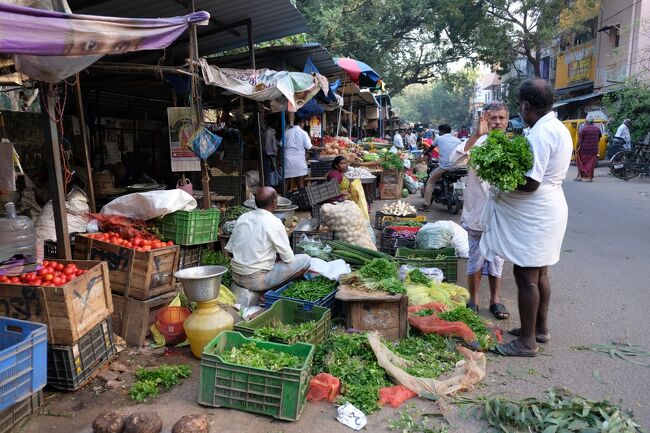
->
<box><xmin>326</xmin><ymin>156</ymin><xmax>369</xmax><ymax>220</ymax></box>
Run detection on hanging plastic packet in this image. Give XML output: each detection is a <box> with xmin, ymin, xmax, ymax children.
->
<box><xmin>190</xmin><ymin>126</ymin><xmax>222</xmax><ymax>160</ymax></box>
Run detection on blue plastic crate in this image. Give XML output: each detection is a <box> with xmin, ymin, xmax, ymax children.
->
<box><xmin>264</xmin><ymin>282</ymin><xmax>337</xmax><ymax>311</ymax></box>
<box><xmin>0</xmin><ymin>318</ymin><xmax>47</xmax><ymax>411</ymax></box>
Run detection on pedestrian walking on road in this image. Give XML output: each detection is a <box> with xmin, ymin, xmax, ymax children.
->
<box><xmin>575</xmin><ymin>115</ymin><xmax>601</xmax><ymax>182</ymax></box>
<box><xmin>450</xmin><ymin>102</ymin><xmax>509</xmax><ymax>320</ymax></box>
<box><xmin>481</xmin><ymin>79</ymin><xmax>573</xmax><ymax>357</ymax></box>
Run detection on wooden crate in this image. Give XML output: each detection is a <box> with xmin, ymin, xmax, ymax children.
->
<box><xmin>379</xmin><ymin>180</ymin><xmax>404</xmax><ymax>200</ymax></box>
<box><xmin>111</xmin><ymin>290</ymin><xmax>179</xmax><ymax>347</ymax></box>
<box><xmin>74</xmin><ymin>235</ymin><xmax>180</xmax><ymax>300</ymax></box>
<box><xmin>336</xmin><ymin>285</ymin><xmax>408</xmax><ymax>340</ymax></box>
<box><xmin>0</xmin><ymin>260</ymin><xmax>113</xmax><ymax>346</ymax></box>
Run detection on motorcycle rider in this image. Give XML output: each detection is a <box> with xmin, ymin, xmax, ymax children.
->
<box><xmin>419</xmin><ymin>124</ymin><xmax>461</xmax><ymax>211</ymax></box>
<box><xmin>449</xmin><ymin>102</ymin><xmax>509</xmax><ymax>320</ymax></box>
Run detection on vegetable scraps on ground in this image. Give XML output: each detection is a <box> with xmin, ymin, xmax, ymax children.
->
<box><xmin>339</xmin><ymin>258</ymin><xmax>406</xmax><ymax>294</ymax></box>
<box><xmin>130</xmin><ymin>364</ymin><xmax>191</xmax><ymax>402</ymax></box>
<box><xmin>469</xmin><ymin>129</ymin><xmax>533</xmax><ymax>192</ymax></box>
<box><xmin>456</xmin><ymin>388</ymin><xmax>646</xmax><ymax>433</ymax></box>
<box><xmin>224</xmin><ymin>342</ymin><xmax>304</xmax><ymax>371</ymax></box>
<box><xmin>252</xmin><ymin>319</ymin><xmax>318</xmax><ymax>344</ymax></box>
<box><xmin>282</xmin><ymin>277</ymin><xmax>337</xmax><ymax>301</ymax></box>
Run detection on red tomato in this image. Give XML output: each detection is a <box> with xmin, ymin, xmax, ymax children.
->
<box><xmin>0</xmin><ymin>275</ymin><xmax>9</xmax><ymax>283</ymax></box>
<box><xmin>43</xmin><ymin>274</ymin><xmax>54</xmax><ymax>282</ymax></box>
<box><xmin>54</xmin><ymin>263</ymin><xmax>64</xmax><ymax>272</ymax></box>
<box><xmin>52</xmin><ymin>276</ymin><xmax>63</xmax><ymax>286</ymax></box>
<box><xmin>74</xmin><ymin>269</ymin><xmax>84</xmax><ymax>276</ymax></box>
<box><xmin>63</xmin><ymin>267</ymin><xmax>75</xmax><ymax>276</ymax></box>
<box><xmin>166</xmin><ymin>241</ymin><xmax>174</xmax><ymax>246</ymax></box>
<box><xmin>9</xmin><ymin>277</ymin><xmax>20</xmax><ymax>283</ymax></box>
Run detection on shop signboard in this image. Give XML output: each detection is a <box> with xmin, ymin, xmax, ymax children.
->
<box><xmin>167</xmin><ymin>107</ymin><xmax>200</xmax><ymax>172</ymax></box>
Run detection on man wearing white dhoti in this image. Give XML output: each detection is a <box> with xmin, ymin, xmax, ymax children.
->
<box><xmin>480</xmin><ymin>79</ymin><xmax>573</xmax><ymax>357</ymax></box>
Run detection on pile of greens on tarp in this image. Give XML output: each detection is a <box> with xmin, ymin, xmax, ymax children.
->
<box><xmin>470</xmin><ymin>129</ymin><xmax>533</xmax><ymax>192</ymax></box>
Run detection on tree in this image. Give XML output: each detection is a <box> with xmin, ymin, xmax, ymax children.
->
<box><xmin>295</xmin><ymin>0</ymin><xmax>494</xmax><ymax>94</ymax></box>
<box><xmin>392</xmin><ymin>68</ymin><xmax>478</xmax><ymax>128</ymax></box>
<box><xmin>602</xmin><ymin>79</ymin><xmax>650</xmax><ymax>143</ymax></box>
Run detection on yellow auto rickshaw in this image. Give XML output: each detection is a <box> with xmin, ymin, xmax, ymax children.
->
<box><xmin>562</xmin><ymin>119</ymin><xmax>608</xmax><ymax>161</ymax></box>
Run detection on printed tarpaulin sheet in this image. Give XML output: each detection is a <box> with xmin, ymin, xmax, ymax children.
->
<box><xmin>0</xmin><ymin>2</ymin><xmax>209</xmax><ymax>82</ymax></box>
<box><xmin>199</xmin><ymin>58</ymin><xmax>329</xmax><ymax>112</ymax></box>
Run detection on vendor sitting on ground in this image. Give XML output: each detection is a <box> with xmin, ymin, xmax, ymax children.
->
<box><xmin>226</xmin><ymin>186</ymin><xmax>311</xmax><ymax>292</ymax></box>
<box><xmin>326</xmin><ymin>156</ymin><xmax>352</xmax><ymax>202</ymax></box>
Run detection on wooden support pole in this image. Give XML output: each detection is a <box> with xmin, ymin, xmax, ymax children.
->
<box><xmin>248</xmin><ymin>20</ymin><xmax>264</xmax><ymax>188</ymax></box>
<box><xmin>74</xmin><ymin>74</ymin><xmax>96</xmax><ymax>213</ymax></box>
<box><xmin>40</xmin><ymin>82</ymin><xmax>71</xmax><ymax>259</ymax></box>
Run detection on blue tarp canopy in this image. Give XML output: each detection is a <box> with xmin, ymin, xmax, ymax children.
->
<box><xmin>298</xmin><ymin>56</ymin><xmax>341</xmax><ymax>117</ymax></box>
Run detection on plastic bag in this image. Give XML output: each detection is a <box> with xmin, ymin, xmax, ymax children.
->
<box><xmin>307</xmin><ymin>373</ymin><xmax>340</xmax><ymax>402</ymax></box>
<box><xmin>450</xmin><ymin>222</ymin><xmax>469</xmax><ymax>258</ymax></box>
<box><xmin>398</xmin><ymin>265</ymin><xmax>444</xmax><ymax>283</ymax></box>
<box><xmin>378</xmin><ymin>385</ymin><xmax>418</xmax><ymax>408</ymax></box>
<box><xmin>403</xmin><ymin>174</ymin><xmax>418</xmax><ymax>194</ymax></box>
<box><xmin>367</xmin><ymin>332</ymin><xmax>486</xmax><ymax>399</ymax></box>
<box><xmin>297</xmin><ymin>234</ymin><xmax>333</xmax><ymax>260</ymax></box>
<box><xmin>100</xmin><ymin>189</ymin><xmax>197</xmax><ymax>220</ymax></box>
<box><xmin>190</xmin><ymin>126</ymin><xmax>222</xmax><ymax>160</ymax></box>
<box><xmin>415</xmin><ymin>221</ymin><xmax>454</xmax><ymax>249</ymax></box>
<box><xmin>308</xmin><ymin>258</ymin><xmax>351</xmax><ymax>282</ymax></box>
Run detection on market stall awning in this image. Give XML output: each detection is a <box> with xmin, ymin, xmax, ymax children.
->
<box><xmin>552</xmin><ymin>88</ymin><xmax>617</xmax><ymax>109</ymax></box>
<box><xmin>334</xmin><ymin>57</ymin><xmax>382</xmax><ymax>88</ymax></box>
<box><xmin>338</xmin><ymin>81</ymin><xmax>379</xmax><ymax>107</ymax></box>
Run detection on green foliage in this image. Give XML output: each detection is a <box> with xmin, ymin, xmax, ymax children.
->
<box><xmin>282</xmin><ymin>277</ymin><xmax>337</xmax><ymax>301</ymax></box>
<box><xmin>130</xmin><ymin>364</ymin><xmax>192</xmax><ymax>401</ymax></box>
<box><xmin>408</xmin><ymin>269</ymin><xmax>432</xmax><ymax>286</ymax></box>
<box><xmin>470</xmin><ymin>129</ymin><xmax>533</xmax><ymax>192</ymax></box>
<box><xmin>357</xmin><ymin>258</ymin><xmax>406</xmax><ymax>294</ymax></box>
<box><xmin>439</xmin><ymin>306</ymin><xmax>492</xmax><ymax>350</ymax></box>
<box><xmin>390</xmin><ymin>334</ymin><xmax>462</xmax><ymax>378</ymax></box>
<box><xmin>603</xmin><ymin>79</ymin><xmax>650</xmax><ymax>144</ymax></box>
<box><xmin>224</xmin><ymin>343</ymin><xmax>304</xmax><ymax>371</ymax></box>
<box><xmin>456</xmin><ymin>388</ymin><xmax>646</xmax><ymax>433</ymax></box>
<box><xmin>252</xmin><ymin>319</ymin><xmax>318</xmax><ymax>344</ymax></box>
<box><xmin>314</xmin><ymin>331</ymin><xmax>390</xmax><ymax>414</ymax></box>
<box><xmin>388</xmin><ymin>407</ymin><xmax>451</xmax><ymax>433</ymax></box>
<box><xmin>200</xmin><ymin>250</ymin><xmax>232</xmax><ymax>288</ymax></box>
<box><xmin>224</xmin><ymin>205</ymin><xmax>251</xmax><ymax>222</ymax></box>
<box><xmin>381</xmin><ymin>152</ymin><xmax>405</xmax><ymax>170</ymax></box>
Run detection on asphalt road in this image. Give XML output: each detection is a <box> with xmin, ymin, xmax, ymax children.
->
<box><xmin>22</xmin><ymin>165</ymin><xmax>650</xmax><ymax>433</ymax></box>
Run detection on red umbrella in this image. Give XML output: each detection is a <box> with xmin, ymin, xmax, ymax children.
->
<box><xmin>334</xmin><ymin>57</ymin><xmax>382</xmax><ymax>88</ymax></box>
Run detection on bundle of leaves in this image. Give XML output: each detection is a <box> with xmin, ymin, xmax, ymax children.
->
<box><xmin>456</xmin><ymin>387</ymin><xmax>646</xmax><ymax>433</ymax></box>
<box><xmin>341</xmin><ymin>258</ymin><xmax>406</xmax><ymax>294</ymax></box>
<box><xmin>200</xmin><ymin>250</ymin><xmax>232</xmax><ymax>288</ymax></box>
<box><xmin>252</xmin><ymin>319</ymin><xmax>318</xmax><ymax>344</ymax></box>
<box><xmin>438</xmin><ymin>306</ymin><xmax>492</xmax><ymax>350</ymax></box>
<box><xmin>389</xmin><ymin>334</ymin><xmax>462</xmax><ymax>378</ymax></box>
<box><xmin>314</xmin><ymin>331</ymin><xmax>390</xmax><ymax>414</ymax></box>
<box><xmin>407</xmin><ymin>269</ymin><xmax>432</xmax><ymax>286</ymax></box>
<box><xmin>381</xmin><ymin>152</ymin><xmax>404</xmax><ymax>170</ymax></box>
<box><xmin>224</xmin><ymin>342</ymin><xmax>304</xmax><ymax>371</ymax></box>
<box><xmin>129</xmin><ymin>364</ymin><xmax>191</xmax><ymax>402</ymax></box>
<box><xmin>469</xmin><ymin>129</ymin><xmax>533</xmax><ymax>192</ymax></box>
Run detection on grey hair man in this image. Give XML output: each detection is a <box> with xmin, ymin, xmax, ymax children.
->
<box><xmin>449</xmin><ymin>101</ymin><xmax>509</xmax><ymax>320</ymax></box>
<box><xmin>615</xmin><ymin>118</ymin><xmax>632</xmax><ymax>149</ymax></box>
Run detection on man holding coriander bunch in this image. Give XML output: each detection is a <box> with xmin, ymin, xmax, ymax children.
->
<box><xmin>449</xmin><ymin>101</ymin><xmax>509</xmax><ymax>321</ymax></box>
<box><xmin>480</xmin><ymin>79</ymin><xmax>573</xmax><ymax>357</ymax></box>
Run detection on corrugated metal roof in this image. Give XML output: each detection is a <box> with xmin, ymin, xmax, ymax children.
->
<box><xmin>209</xmin><ymin>43</ymin><xmax>346</xmax><ymax>81</ymax></box>
<box><xmin>67</xmin><ymin>0</ymin><xmax>309</xmax><ymax>62</ymax></box>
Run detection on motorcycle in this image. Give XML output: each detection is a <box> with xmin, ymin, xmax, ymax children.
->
<box><xmin>421</xmin><ymin>157</ymin><xmax>467</xmax><ymax>214</ymax></box>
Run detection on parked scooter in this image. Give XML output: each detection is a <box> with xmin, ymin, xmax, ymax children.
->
<box><xmin>421</xmin><ymin>157</ymin><xmax>467</xmax><ymax>214</ymax></box>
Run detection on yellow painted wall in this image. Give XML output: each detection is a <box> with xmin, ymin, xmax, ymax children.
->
<box><xmin>555</xmin><ymin>41</ymin><xmax>597</xmax><ymax>89</ymax></box>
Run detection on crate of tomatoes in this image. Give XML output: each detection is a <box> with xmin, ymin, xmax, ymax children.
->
<box><xmin>73</xmin><ymin>232</ymin><xmax>180</xmax><ymax>301</ymax></box>
<box><xmin>0</xmin><ymin>260</ymin><xmax>113</xmax><ymax>346</ymax></box>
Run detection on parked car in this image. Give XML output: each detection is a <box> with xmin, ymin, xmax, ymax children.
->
<box><xmin>562</xmin><ymin>119</ymin><xmax>609</xmax><ymax>161</ymax></box>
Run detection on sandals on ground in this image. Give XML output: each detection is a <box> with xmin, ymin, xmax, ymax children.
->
<box><xmin>508</xmin><ymin>328</ymin><xmax>550</xmax><ymax>344</ymax></box>
<box><xmin>489</xmin><ymin>303</ymin><xmax>509</xmax><ymax>320</ymax></box>
<box><xmin>466</xmin><ymin>300</ymin><xmax>479</xmax><ymax>313</ymax></box>
<box><xmin>491</xmin><ymin>340</ymin><xmax>538</xmax><ymax>357</ymax></box>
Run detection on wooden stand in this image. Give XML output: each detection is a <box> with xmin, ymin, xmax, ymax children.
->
<box><xmin>335</xmin><ymin>285</ymin><xmax>408</xmax><ymax>340</ymax></box>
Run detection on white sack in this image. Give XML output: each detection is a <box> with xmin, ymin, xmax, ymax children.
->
<box><xmin>100</xmin><ymin>189</ymin><xmax>197</xmax><ymax>220</ymax></box>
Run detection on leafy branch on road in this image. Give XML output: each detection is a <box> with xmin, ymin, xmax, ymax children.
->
<box><xmin>455</xmin><ymin>387</ymin><xmax>647</xmax><ymax>433</ymax></box>
<box><xmin>573</xmin><ymin>341</ymin><xmax>650</xmax><ymax>367</ymax></box>
<box><xmin>387</xmin><ymin>406</ymin><xmax>450</xmax><ymax>433</ymax></box>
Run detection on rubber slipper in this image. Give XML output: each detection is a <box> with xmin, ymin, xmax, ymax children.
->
<box><xmin>508</xmin><ymin>328</ymin><xmax>550</xmax><ymax>344</ymax></box>
<box><xmin>489</xmin><ymin>303</ymin><xmax>509</xmax><ymax>320</ymax></box>
<box><xmin>466</xmin><ymin>300</ymin><xmax>479</xmax><ymax>314</ymax></box>
<box><xmin>418</xmin><ymin>205</ymin><xmax>430</xmax><ymax>211</ymax></box>
<box><xmin>491</xmin><ymin>340</ymin><xmax>538</xmax><ymax>357</ymax></box>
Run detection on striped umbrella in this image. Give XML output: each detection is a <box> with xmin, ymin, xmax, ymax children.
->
<box><xmin>334</xmin><ymin>57</ymin><xmax>382</xmax><ymax>88</ymax></box>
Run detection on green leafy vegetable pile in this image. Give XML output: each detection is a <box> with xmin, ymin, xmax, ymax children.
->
<box><xmin>408</xmin><ymin>269</ymin><xmax>432</xmax><ymax>286</ymax></box>
<box><xmin>129</xmin><ymin>364</ymin><xmax>191</xmax><ymax>402</ymax></box>
<box><xmin>389</xmin><ymin>334</ymin><xmax>462</xmax><ymax>378</ymax></box>
<box><xmin>283</xmin><ymin>277</ymin><xmax>337</xmax><ymax>301</ymax></box>
<box><xmin>439</xmin><ymin>306</ymin><xmax>492</xmax><ymax>350</ymax></box>
<box><xmin>456</xmin><ymin>387</ymin><xmax>646</xmax><ymax>433</ymax></box>
<box><xmin>340</xmin><ymin>258</ymin><xmax>406</xmax><ymax>295</ymax></box>
<box><xmin>224</xmin><ymin>205</ymin><xmax>251</xmax><ymax>221</ymax></box>
<box><xmin>314</xmin><ymin>331</ymin><xmax>390</xmax><ymax>414</ymax></box>
<box><xmin>252</xmin><ymin>319</ymin><xmax>318</xmax><ymax>344</ymax></box>
<box><xmin>381</xmin><ymin>152</ymin><xmax>404</xmax><ymax>170</ymax></box>
<box><xmin>469</xmin><ymin>129</ymin><xmax>533</xmax><ymax>192</ymax></box>
<box><xmin>224</xmin><ymin>342</ymin><xmax>304</xmax><ymax>371</ymax></box>
<box><xmin>201</xmin><ymin>250</ymin><xmax>232</xmax><ymax>288</ymax></box>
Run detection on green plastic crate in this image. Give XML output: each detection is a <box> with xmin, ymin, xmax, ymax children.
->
<box><xmin>395</xmin><ymin>247</ymin><xmax>458</xmax><ymax>282</ymax></box>
<box><xmin>234</xmin><ymin>300</ymin><xmax>331</xmax><ymax>345</ymax></box>
<box><xmin>199</xmin><ymin>331</ymin><xmax>314</xmax><ymax>421</ymax></box>
<box><xmin>161</xmin><ymin>209</ymin><xmax>220</xmax><ymax>245</ymax></box>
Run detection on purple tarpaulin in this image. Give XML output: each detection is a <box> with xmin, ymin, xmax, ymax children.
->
<box><xmin>0</xmin><ymin>3</ymin><xmax>209</xmax><ymax>56</ymax></box>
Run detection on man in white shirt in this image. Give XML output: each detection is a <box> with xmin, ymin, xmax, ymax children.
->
<box><xmin>449</xmin><ymin>102</ymin><xmax>508</xmax><ymax>320</ymax></box>
<box><xmin>406</xmin><ymin>128</ymin><xmax>417</xmax><ymax>149</ymax></box>
<box><xmin>615</xmin><ymin>119</ymin><xmax>632</xmax><ymax>149</ymax></box>
<box><xmin>283</xmin><ymin>119</ymin><xmax>313</xmax><ymax>190</ymax></box>
<box><xmin>481</xmin><ymin>79</ymin><xmax>572</xmax><ymax>357</ymax></box>
<box><xmin>419</xmin><ymin>124</ymin><xmax>461</xmax><ymax>210</ymax></box>
<box><xmin>393</xmin><ymin>129</ymin><xmax>405</xmax><ymax>149</ymax></box>
<box><xmin>226</xmin><ymin>187</ymin><xmax>311</xmax><ymax>292</ymax></box>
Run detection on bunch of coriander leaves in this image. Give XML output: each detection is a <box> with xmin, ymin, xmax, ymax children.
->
<box><xmin>313</xmin><ymin>331</ymin><xmax>390</xmax><ymax>414</ymax></box>
<box><xmin>389</xmin><ymin>334</ymin><xmax>462</xmax><ymax>378</ymax></box>
<box><xmin>252</xmin><ymin>318</ymin><xmax>318</xmax><ymax>344</ymax></box>
<box><xmin>225</xmin><ymin>342</ymin><xmax>304</xmax><ymax>371</ymax></box>
<box><xmin>340</xmin><ymin>258</ymin><xmax>406</xmax><ymax>295</ymax></box>
<box><xmin>130</xmin><ymin>364</ymin><xmax>191</xmax><ymax>402</ymax></box>
<box><xmin>439</xmin><ymin>306</ymin><xmax>493</xmax><ymax>350</ymax></box>
<box><xmin>469</xmin><ymin>129</ymin><xmax>533</xmax><ymax>192</ymax></box>
<box><xmin>456</xmin><ymin>387</ymin><xmax>646</xmax><ymax>433</ymax></box>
